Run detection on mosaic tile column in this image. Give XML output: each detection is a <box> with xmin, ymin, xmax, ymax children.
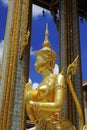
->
<box><xmin>72</xmin><ymin>0</ymin><xmax>84</xmax><ymax>127</ymax></box>
<box><xmin>0</xmin><ymin>1</ymin><xmax>15</xmax><ymax>128</ymax></box>
<box><xmin>0</xmin><ymin>0</ymin><xmax>32</xmax><ymax>130</ymax></box>
<box><xmin>0</xmin><ymin>0</ymin><xmax>14</xmax><ymax>110</ymax></box>
<box><xmin>59</xmin><ymin>0</ymin><xmax>84</xmax><ymax>129</ymax></box>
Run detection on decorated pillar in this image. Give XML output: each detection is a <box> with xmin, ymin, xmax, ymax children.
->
<box><xmin>0</xmin><ymin>0</ymin><xmax>32</xmax><ymax>130</ymax></box>
<box><xmin>59</xmin><ymin>0</ymin><xmax>84</xmax><ymax>128</ymax></box>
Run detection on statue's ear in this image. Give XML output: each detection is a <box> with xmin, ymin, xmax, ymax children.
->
<box><xmin>49</xmin><ymin>61</ymin><xmax>54</xmax><ymax>71</ymax></box>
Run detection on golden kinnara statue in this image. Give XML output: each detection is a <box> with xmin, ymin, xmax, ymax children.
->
<box><xmin>24</xmin><ymin>24</ymin><xmax>87</xmax><ymax>130</ymax></box>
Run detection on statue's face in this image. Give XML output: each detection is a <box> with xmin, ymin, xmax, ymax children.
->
<box><xmin>34</xmin><ymin>55</ymin><xmax>48</xmax><ymax>73</ymax></box>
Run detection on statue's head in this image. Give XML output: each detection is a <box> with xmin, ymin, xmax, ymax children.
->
<box><xmin>34</xmin><ymin>24</ymin><xmax>56</xmax><ymax>73</ymax></box>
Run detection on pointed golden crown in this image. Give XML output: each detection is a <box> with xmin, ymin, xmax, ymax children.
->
<box><xmin>42</xmin><ymin>23</ymin><xmax>50</xmax><ymax>48</ymax></box>
<box><xmin>36</xmin><ymin>24</ymin><xmax>56</xmax><ymax>61</ymax></box>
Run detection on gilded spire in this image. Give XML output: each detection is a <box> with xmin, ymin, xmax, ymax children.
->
<box><xmin>43</xmin><ymin>23</ymin><xmax>50</xmax><ymax>48</ymax></box>
<box><xmin>35</xmin><ymin>23</ymin><xmax>56</xmax><ymax>64</ymax></box>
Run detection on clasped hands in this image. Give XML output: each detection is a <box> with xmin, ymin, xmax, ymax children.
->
<box><xmin>29</xmin><ymin>100</ymin><xmax>41</xmax><ymax>110</ymax></box>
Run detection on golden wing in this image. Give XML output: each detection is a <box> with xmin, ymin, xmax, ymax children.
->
<box><xmin>67</xmin><ymin>55</ymin><xmax>79</xmax><ymax>78</ymax></box>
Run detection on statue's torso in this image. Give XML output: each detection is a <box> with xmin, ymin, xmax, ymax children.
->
<box><xmin>29</xmin><ymin>74</ymin><xmax>75</xmax><ymax>130</ymax></box>
<box><xmin>33</xmin><ymin>74</ymin><xmax>56</xmax><ymax>120</ymax></box>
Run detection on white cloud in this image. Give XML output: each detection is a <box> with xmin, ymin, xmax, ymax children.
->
<box><xmin>1</xmin><ymin>0</ymin><xmax>8</xmax><ymax>6</ymax></box>
<box><xmin>33</xmin><ymin>5</ymin><xmax>42</xmax><ymax>17</ymax></box>
<box><xmin>28</xmin><ymin>78</ymin><xmax>32</xmax><ymax>84</ymax></box>
<box><xmin>0</xmin><ymin>40</ymin><xmax>4</xmax><ymax>64</ymax></box>
<box><xmin>33</xmin><ymin>4</ymin><xmax>50</xmax><ymax>17</ymax></box>
<box><xmin>53</xmin><ymin>64</ymin><xmax>59</xmax><ymax>74</ymax></box>
<box><xmin>27</xmin><ymin>127</ymin><xmax>35</xmax><ymax>130</ymax></box>
<box><xmin>30</xmin><ymin>47</ymin><xmax>36</xmax><ymax>55</ymax></box>
<box><xmin>28</xmin><ymin>78</ymin><xmax>38</xmax><ymax>90</ymax></box>
<box><xmin>32</xmin><ymin>83</ymin><xmax>39</xmax><ymax>90</ymax></box>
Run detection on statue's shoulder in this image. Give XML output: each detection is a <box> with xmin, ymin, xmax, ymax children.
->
<box><xmin>55</xmin><ymin>73</ymin><xmax>66</xmax><ymax>88</ymax></box>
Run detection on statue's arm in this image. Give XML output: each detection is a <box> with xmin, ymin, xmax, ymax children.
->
<box><xmin>29</xmin><ymin>87</ymin><xmax>65</xmax><ymax>111</ymax></box>
<box><xmin>29</xmin><ymin>74</ymin><xmax>66</xmax><ymax>112</ymax></box>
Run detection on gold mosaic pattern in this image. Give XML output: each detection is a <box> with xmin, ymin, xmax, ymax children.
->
<box><xmin>0</xmin><ymin>0</ymin><xmax>22</xmax><ymax>129</ymax></box>
<box><xmin>20</xmin><ymin>0</ymin><xmax>31</xmax><ymax>59</ymax></box>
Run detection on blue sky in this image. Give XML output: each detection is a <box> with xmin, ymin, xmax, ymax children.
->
<box><xmin>0</xmin><ymin>0</ymin><xmax>87</xmax><ymax>88</ymax></box>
